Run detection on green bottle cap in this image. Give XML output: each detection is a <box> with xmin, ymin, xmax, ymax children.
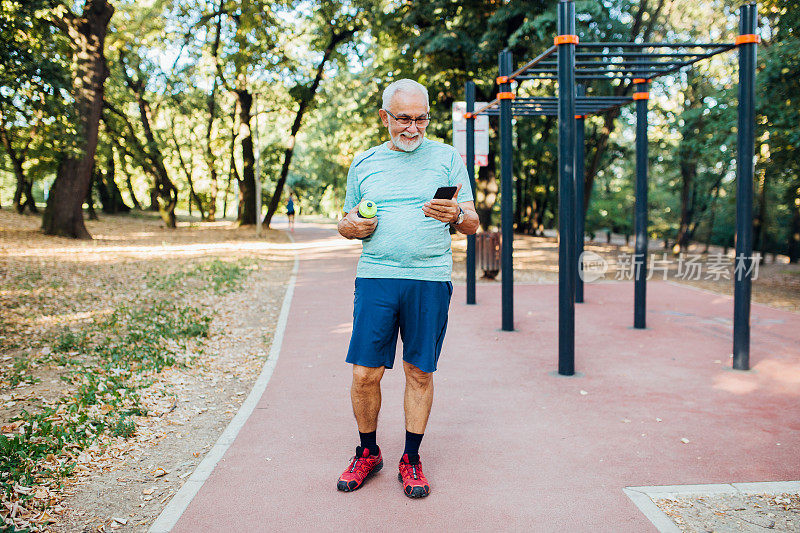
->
<box><xmin>358</xmin><ymin>200</ymin><xmax>378</xmax><ymax>218</ymax></box>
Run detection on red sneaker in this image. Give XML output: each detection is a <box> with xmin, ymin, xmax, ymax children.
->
<box><xmin>337</xmin><ymin>447</ymin><xmax>383</xmax><ymax>492</ymax></box>
<box><xmin>398</xmin><ymin>454</ymin><xmax>431</xmax><ymax>498</ymax></box>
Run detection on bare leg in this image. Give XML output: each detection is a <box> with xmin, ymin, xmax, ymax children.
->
<box><xmin>403</xmin><ymin>361</ymin><xmax>434</xmax><ymax>434</ymax></box>
<box><xmin>351</xmin><ymin>364</ymin><xmax>385</xmax><ymax>432</ymax></box>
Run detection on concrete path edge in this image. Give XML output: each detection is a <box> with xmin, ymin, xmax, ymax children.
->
<box><xmin>624</xmin><ymin>480</ymin><xmax>800</xmax><ymax>532</ymax></box>
<box><xmin>148</xmin><ymin>247</ymin><xmax>300</xmax><ymax>533</ymax></box>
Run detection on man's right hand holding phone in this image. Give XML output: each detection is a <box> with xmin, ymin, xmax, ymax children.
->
<box><xmin>338</xmin><ymin>204</ymin><xmax>378</xmax><ymax>240</ymax></box>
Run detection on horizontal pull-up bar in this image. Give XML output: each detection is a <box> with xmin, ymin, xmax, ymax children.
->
<box><xmin>470</xmin><ymin>98</ymin><xmax>500</xmax><ymax>116</ymax></box>
<box><xmin>536</xmin><ymin>59</ymin><xmax>705</xmax><ymax>66</ymax></box>
<box><xmin>524</xmin><ymin>67</ymin><xmax>675</xmax><ymax>74</ymax></box>
<box><xmin>577</xmin><ymin>41</ymin><xmax>735</xmax><ymax>48</ymax></box>
<box><xmin>515</xmin><ymin>96</ymin><xmax>633</xmax><ymax>101</ymax></box>
<box><xmin>575</xmin><ymin>51</ymin><xmax>713</xmax><ymax>58</ymax></box>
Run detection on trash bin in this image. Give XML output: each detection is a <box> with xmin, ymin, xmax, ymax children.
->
<box><xmin>476</xmin><ymin>231</ymin><xmax>501</xmax><ymax>279</ymax></box>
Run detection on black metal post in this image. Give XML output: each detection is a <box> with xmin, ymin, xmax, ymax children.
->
<box><xmin>733</xmin><ymin>3</ymin><xmax>758</xmax><ymax>370</ymax></box>
<box><xmin>633</xmin><ymin>80</ymin><xmax>649</xmax><ymax>329</ymax></box>
<box><xmin>575</xmin><ymin>84</ymin><xmax>586</xmax><ymax>303</ymax></box>
<box><xmin>557</xmin><ymin>0</ymin><xmax>576</xmax><ymax>375</ymax></box>
<box><xmin>465</xmin><ymin>81</ymin><xmax>477</xmax><ymax>305</ymax></box>
<box><xmin>499</xmin><ymin>50</ymin><xmax>514</xmax><ymax>331</ymax></box>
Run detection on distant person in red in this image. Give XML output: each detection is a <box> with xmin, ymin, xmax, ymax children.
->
<box><xmin>286</xmin><ymin>193</ymin><xmax>295</xmax><ymax>232</ymax></box>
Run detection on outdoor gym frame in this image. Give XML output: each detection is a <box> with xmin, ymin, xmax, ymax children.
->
<box><xmin>462</xmin><ymin>0</ymin><xmax>759</xmax><ymax>375</ymax></box>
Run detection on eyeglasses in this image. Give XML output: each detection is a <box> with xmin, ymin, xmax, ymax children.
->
<box><xmin>383</xmin><ymin>109</ymin><xmax>430</xmax><ymax>128</ymax></box>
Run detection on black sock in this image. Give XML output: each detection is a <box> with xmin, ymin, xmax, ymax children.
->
<box><xmin>403</xmin><ymin>431</ymin><xmax>424</xmax><ymax>464</ymax></box>
<box><xmin>358</xmin><ymin>431</ymin><xmax>378</xmax><ymax>456</ymax></box>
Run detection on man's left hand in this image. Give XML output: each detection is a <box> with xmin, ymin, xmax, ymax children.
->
<box><xmin>423</xmin><ymin>183</ymin><xmax>462</xmax><ymax>224</ymax></box>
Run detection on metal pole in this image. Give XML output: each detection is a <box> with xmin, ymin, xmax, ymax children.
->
<box><xmin>633</xmin><ymin>80</ymin><xmax>649</xmax><ymax>329</ymax></box>
<box><xmin>733</xmin><ymin>3</ymin><xmax>758</xmax><ymax>370</ymax></box>
<box><xmin>557</xmin><ymin>0</ymin><xmax>576</xmax><ymax>375</ymax></box>
<box><xmin>465</xmin><ymin>81</ymin><xmax>477</xmax><ymax>305</ymax></box>
<box><xmin>575</xmin><ymin>85</ymin><xmax>586</xmax><ymax>303</ymax></box>
<box><xmin>499</xmin><ymin>50</ymin><xmax>514</xmax><ymax>331</ymax></box>
<box><xmin>254</xmin><ymin>93</ymin><xmax>262</xmax><ymax>236</ymax></box>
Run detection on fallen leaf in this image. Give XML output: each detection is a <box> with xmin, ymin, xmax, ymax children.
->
<box><xmin>2</xmin><ymin>421</ymin><xmax>23</xmax><ymax>433</ymax></box>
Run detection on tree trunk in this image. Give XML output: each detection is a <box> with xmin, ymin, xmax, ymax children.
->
<box><xmin>119</xmin><ymin>55</ymin><xmax>177</xmax><ymax>226</ymax></box>
<box><xmin>94</xmin><ymin>142</ymin><xmax>129</xmax><ymax>214</ymax></box>
<box><xmin>788</xmin><ymin>184</ymin><xmax>800</xmax><ymax>263</ymax></box>
<box><xmin>134</xmin><ymin>93</ymin><xmax>176</xmax><ymax>227</ymax></box>
<box><xmin>43</xmin><ymin>0</ymin><xmax>113</xmax><ymax>238</ymax></box>
<box><xmin>113</xmin><ymin>140</ymin><xmax>142</xmax><ymax>210</ymax></box>
<box><xmin>204</xmin><ymin>4</ymin><xmax>223</xmax><ymax>222</ymax></box>
<box><xmin>703</xmin><ymin>185</ymin><xmax>720</xmax><ymax>253</ymax></box>
<box><xmin>0</xmin><ymin>121</ymin><xmax>36</xmax><ymax>214</ymax></box>
<box><xmin>235</xmin><ymin>89</ymin><xmax>256</xmax><ymax>225</ymax></box>
<box><xmin>126</xmin><ymin>173</ymin><xmax>141</xmax><ymax>210</ymax></box>
<box><xmin>753</xmin><ymin>167</ymin><xmax>768</xmax><ymax>256</ymax></box>
<box><xmin>169</xmin><ymin>120</ymin><xmax>206</xmax><ymax>220</ymax></box>
<box><xmin>674</xmin><ymin>159</ymin><xmax>697</xmax><ymax>252</ymax></box>
<box><xmin>263</xmin><ymin>27</ymin><xmax>356</xmax><ymax>228</ymax></box>
<box><xmin>95</xmin><ymin>162</ymin><xmax>112</xmax><ymax>211</ymax></box>
<box><xmin>1</xmin><ymin>106</ymin><xmax>38</xmax><ymax>214</ymax></box>
<box><xmin>87</xmin><ymin>169</ymin><xmax>99</xmax><ymax>220</ymax></box>
<box><xmin>104</xmin><ymin>142</ymin><xmax>130</xmax><ymax>213</ymax></box>
<box><xmin>223</xmin><ymin>103</ymin><xmax>238</xmax><ymax>219</ymax></box>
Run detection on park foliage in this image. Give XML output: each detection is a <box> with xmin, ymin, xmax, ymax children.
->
<box><xmin>0</xmin><ymin>0</ymin><xmax>798</xmax><ymax>254</ymax></box>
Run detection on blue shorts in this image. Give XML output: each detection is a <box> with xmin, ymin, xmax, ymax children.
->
<box><xmin>346</xmin><ymin>278</ymin><xmax>453</xmax><ymax>373</ymax></box>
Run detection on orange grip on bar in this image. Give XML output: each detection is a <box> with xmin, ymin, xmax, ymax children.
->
<box><xmin>496</xmin><ymin>76</ymin><xmax>510</xmax><ymax>84</ymax></box>
<box><xmin>575</xmin><ymin>115</ymin><xmax>585</xmax><ymax>119</ymax></box>
<box><xmin>463</xmin><ymin>112</ymin><xmax>474</xmax><ymax>119</ymax></box>
<box><xmin>633</xmin><ymin>78</ymin><xmax>649</xmax><ymax>84</ymax></box>
<box><xmin>633</xmin><ymin>92</ymin><xmax>649</xmax><ymax>100</ymax></box>
<box><xmin>735</xmin><ymin>34</ymin><xmax>760</xmax><ymax>45</ymax></box>
<box><xmin>554</xmin><ymin>34</ymin><xmax>579</xmax><ymax>46</ymax></box>
<box><xmin>497</xmin><ymin>92</ymin><xmax>515</xmax><ymax>100</ymax></box>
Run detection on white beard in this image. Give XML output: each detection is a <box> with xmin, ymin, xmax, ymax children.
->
<box><xmin>391</xmin><ymin>132</ymin><xmax>423</xmax><ymax>152</ymax></box>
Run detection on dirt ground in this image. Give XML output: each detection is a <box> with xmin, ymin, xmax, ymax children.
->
<box><xmin>2</xmin><ymin>212</ymin><xmax>797</xmax><ymax>532</ymax></box>
<box><xmin>0</xmin><ymin>209</ymin><xmax>293</xmax><ymax>532</ymax></box>
<box><xmin>657</xmin><ymin>492</ymin><xmax>800</xmax><ymax>532</ymax></box>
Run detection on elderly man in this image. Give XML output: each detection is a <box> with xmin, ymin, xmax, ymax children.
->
<box><xmin>336</xmin><ymin>79</ymin><xmax>479</xmax><ymax>498</ymax></box>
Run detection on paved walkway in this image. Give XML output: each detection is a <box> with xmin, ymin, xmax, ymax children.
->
<box><xmin>168</xmin><ymin>222</ymin><xmax>800</xmax><ymax>531</ymax></box>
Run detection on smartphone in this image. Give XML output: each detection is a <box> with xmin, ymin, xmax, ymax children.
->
<box><xmin>433</xmin><ymin>186</ymin><xmax>457</xmax><ymax>199</ymax></box>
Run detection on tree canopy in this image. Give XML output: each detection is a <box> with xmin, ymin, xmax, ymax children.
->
<box><xmin>0</xmin><ymin>0</ymin><xmax>797</xmax><ymax>260</ymax></box>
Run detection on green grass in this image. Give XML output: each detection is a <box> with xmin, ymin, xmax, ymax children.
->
<box><xmin>0</xmin><ymin>256</ymin><xmax>251</xmax><ymax>506</ymax></box>
<box><xmin>7</xmin><ymin>358</ymin><xmax>40</xmax><ymax>388</ymax></box>
<box><xmin>147</xmin><ymin>258</ymin><xmax>254</xmax><ymax>294</ymax></box>
<box><xmin>13</xmin><ymin>267</ymin><xmax>42</xmax><ymax>291</ymax></box>
<box><xmin>0</xmin><ymin>300</ymin><xmax>210</xmax><ymax>500</ymax></box>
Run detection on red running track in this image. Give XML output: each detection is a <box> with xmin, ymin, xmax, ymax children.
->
<box><xmin>172</xmin><ymin>222</ymin><xmax>800</xmax><ymax>531</ymax></box>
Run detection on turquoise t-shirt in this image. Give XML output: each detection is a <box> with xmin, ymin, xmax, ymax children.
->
<box><xmin>343</xmin><ymin>138</ymin><xmax>474</xmax><ymax>281</ymax></box>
